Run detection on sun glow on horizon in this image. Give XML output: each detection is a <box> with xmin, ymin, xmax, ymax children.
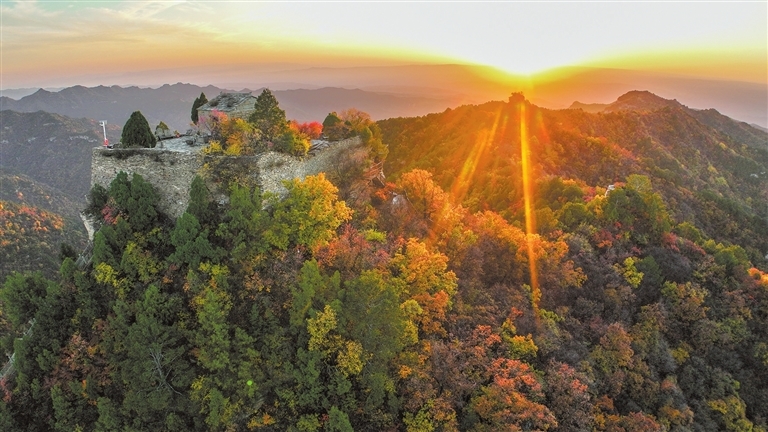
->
<box><xmin>1</xmin><ymin>1</ymin><xmax>764</xmax><ymax>89</ymax></box>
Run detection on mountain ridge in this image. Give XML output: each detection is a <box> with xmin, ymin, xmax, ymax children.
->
<box><xmin>603</xmin><ymin>90</ymin><xmax>683</xmax><ymax>113</ymax></box>
<box><xmin>4</xmin><ymin>62</ymin><xmax>765</xmax><ymax>131</ymax></box>
<box><xmin>380</xmin><ymin>91</ymin><xmax>768</xmax><ymax>258</ymax></box>
<box><xmin>568</xmin><ymin>90</ymin><xmax>767</xmax><ymax>150</ymax></box>
<box><xmin>0</xmin><ymin>83</ymin><xmax>463</xmax><ymax>134</ymax></box>
<box><xmin>0</xmin><ymin>110</ymin><xmax>121</xmax><ymax>203</ymax></box>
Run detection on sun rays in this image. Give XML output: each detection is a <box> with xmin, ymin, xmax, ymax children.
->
<box><xmin>443</xmin><ymin>98</ymin><xmax>542</xmax><ymax>318</ymax></box>
<box><xmin>442</xmin><ymin>99</ymin><xmax>541</xmax><ymax>317</ymax></box>
<box><xmin>519</xmin><ymin>102</ymin><xmax>541</xmax><ymax>317</ymax></box>
<box><xmin>449</xmin><ymin>109</ymin><xmax>506</xmax><ymax>206</ymax></box>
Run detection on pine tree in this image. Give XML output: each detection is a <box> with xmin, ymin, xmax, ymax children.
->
<box><xmin>191</xmin><ymin>92</ymin><xmax>208</xmax><ymax>125</ymax></box>
<box><xmin>85</xmin><ymin>183</ymin><xmax>109</xmax><ymax>218</ymax></box>
<box><xmin>322</xmin><ymin>112</ymin><xmax>342</xmax><ymax>131</ymax></box>
<box><xmin>186</xmin><ymin>175</ymin><xmax>217</xmax><ymax>226</ymax></box>
<box><xmin>248</xmin><ymin>89</ymin><xmax>287</xmax><ymax>142</ymax></box>
<box><xmin>120</xmin><ymin>111</ymin><xmax>156</xmax><ymax>148</ymax></box>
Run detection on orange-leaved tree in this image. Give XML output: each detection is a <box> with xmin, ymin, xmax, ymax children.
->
<box><xmin>289</xmin><ymin>120</ymin><xmax>323</xmax><ymax>140</ymax></box>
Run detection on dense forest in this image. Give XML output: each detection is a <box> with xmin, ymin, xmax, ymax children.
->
<box><xmin>0</xmin><ymin>172</ymin><xmax>87</xmax><ymax>281</ymax></box>
<box><xmin>1</xmin><ymin>93</ymin><xmax>767</xmax><ymax>431</ymax></box>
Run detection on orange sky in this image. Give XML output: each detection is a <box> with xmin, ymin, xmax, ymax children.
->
<box><xmin>1</xmin><ymin>1</ymin><xmax>766</xmax><ymax>89</ymax></box>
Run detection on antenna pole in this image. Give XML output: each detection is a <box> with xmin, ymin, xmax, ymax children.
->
<box><xmin>99</xmin><ymin>121</ymin><xmax>109</xmax><ymax>147</ymax></box>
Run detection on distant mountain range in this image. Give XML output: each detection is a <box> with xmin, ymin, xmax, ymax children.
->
<box><xmin>0</xmin><ymin>87</ymin><xmax>65</xmax><ymax>100</ymax></box>
<box><xmin>107</xmin><ymin>64</ymin><xmax>767</xmax><ymax>128</ymax></box>
<box><xmin>0</xmin><ymin>83</ymin><xmax>230</xmax><ymax>135</ymax></box>
<box><xmin>0</xmin><ymin>83</ymin><xmax>461</xmax><ymax>134</ymax></box>
<box><xmin>2</xmin><ymin>64</ymin><xmax>764</xmax><ymax>136</ymax></box>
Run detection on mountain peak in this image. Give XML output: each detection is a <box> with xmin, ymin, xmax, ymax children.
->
<box><xmin>604</xmin><ymin>90</ymin><xmax>683</xmax><ymax>113</ymax></box>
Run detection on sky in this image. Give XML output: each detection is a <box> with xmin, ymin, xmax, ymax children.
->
<box><xmin>1</xmin><ymin>1</ymin><xmax>766</xmax><ymax>90</ymax></box>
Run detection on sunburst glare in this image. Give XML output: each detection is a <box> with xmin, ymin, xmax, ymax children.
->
<box><xmin>519</xmin><ymin>103</ymin><xmax>540</xmax><ymax>317</ymax></box>
<box><xmin>449</xmin><ymin>109</ymin><xmax>506</xmax><ymax>205</ymax></box>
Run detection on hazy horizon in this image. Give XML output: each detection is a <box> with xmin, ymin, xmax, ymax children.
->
<box><xmin>1</xmin><ymin>1</ymin><xmax>766</xmax><ymax>126</ymax></box>
<box><xmin>3</xmin><ymin>63</ymin><xmax>766</xmax><ymax>128</ymax></box>
<box><xmin>2</xmin><ymin>2</ymin><xmax>765</xmax><ymax>88</ymax></box>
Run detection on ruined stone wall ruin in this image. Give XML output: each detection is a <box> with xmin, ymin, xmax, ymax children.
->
<box><xmin>90</xmin><ymin>136</ymin><xmax>363</xmax><ymax>219</ymax></box>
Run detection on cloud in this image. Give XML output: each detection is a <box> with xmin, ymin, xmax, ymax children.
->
<box><xmin>120</xmin><ymin>0</ymin><xmax>185</xmax><ymax>19</ymax></box>
<box><xmin>2</xmin><ymin>1</ymin><xmax>219</xmax><ymax>50</ymax></box>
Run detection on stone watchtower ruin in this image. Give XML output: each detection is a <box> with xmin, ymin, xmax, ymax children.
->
<box><xmin>90</xmin><ymin>136</ymin><xmax>365</xmax><ymax>220</ymax></box>
<box><xmin>197</xmin><ymin>92</ymin><xmax>258</xmax><ymax>121</ymax></box>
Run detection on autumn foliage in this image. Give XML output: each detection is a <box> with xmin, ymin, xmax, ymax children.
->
<box><xmin>290</xmin><ymin>120</ymin><xmax>323</xmax><ymax>140</ymax></box>
<box><xmin>1</xmin><ymin>93</ymin><xmax>767</xmax><ymax>431</ymax></box>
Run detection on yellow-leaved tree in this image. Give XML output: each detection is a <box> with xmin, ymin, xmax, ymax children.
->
<box><xmin>265</xmin><ymin>173</ymin><xmax>353</xmax><ymax>252</ymax></box>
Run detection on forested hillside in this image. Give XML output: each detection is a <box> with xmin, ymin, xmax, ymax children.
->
<box><xmin>0</xmin><ymin>111</ymin><xmax>101</xmax><ymax>277</ymax></box>
<box><xmin>0</xmin><ymin>171</ymin><xmax>87</xmax><ymax>281</ymax></box>
<box><xmin>0</xmin><ymin>110</ymin><xmax>120</xmax><ymax>202</ymax></box>
<box><xmin>1</xmin><ymin>93</ymin><xmax>767</xmax><ymax>431</ymax></box>
<box><xmin>0</xmin><ymin>199</ymin><xmax>83</xmax><ymax>281</ymax></box>
<box><xmin>380</xmin><ymin>92</ymin><xmax>768</xmax><ymax>264</ymax></box>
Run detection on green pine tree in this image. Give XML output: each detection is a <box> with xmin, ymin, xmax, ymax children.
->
<box><xmin>248</xmin><ymin>89</ymin><xmax>287</xmax><ymax>142</ymax></box>
<box><xmin>120</xmin><ymin>111</ymin><xmax>157</xmax><ymax>148</ymax></box>
<box><xmin>322</xmin><ymin>112</ymin><xmax>347</xmax><ymax>141</ymax></box>
<box><xmin>191</xmin><ymin>92</ymin><xmax>208</xmax><ymax>125</ymax></box>
<box><xmin>186</xmin><ymin>175</ymin><xmax>217</xmax><ymax>226</ymax></box>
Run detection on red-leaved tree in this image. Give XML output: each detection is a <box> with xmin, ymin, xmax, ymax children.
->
<box><xmin>289</xmin><ymin>121</ymin><xmax>323</xmax><ymax>140</ymax></box>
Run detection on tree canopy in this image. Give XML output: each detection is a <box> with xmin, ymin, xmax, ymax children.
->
<box><xmin>322</xmin><ymin>112</ymin><xmax>346</xmax><ymax>141</ymax></box>
<box><xmin>2</xmin><ymin>95</ymin><xmax>767</xmax><ymax>431</ymax></box>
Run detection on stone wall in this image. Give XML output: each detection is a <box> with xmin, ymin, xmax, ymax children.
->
<box><xmin>91</xmin><ymin>148</ymin><xmax>201</xmax><ymax>218</ymax></box>
<box><xmin>90</xmin><ymin>136</ymin><xmax>363</xmax><ymax>219</ymax></box>
<box><xmin>256</xmin><ymin>136</ymin><xmax>364</xmax><ymax>196</ymax></box>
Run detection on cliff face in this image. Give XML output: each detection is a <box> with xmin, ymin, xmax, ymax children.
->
<box><xmin>91</xmin><ymin>148</ymin><xmax>199</xmax><ymax>218</ymax></box>
<box><xmin>91</xmin><ymin>136</ymin><xmax>363</xmax><ymax>218</ymax></box>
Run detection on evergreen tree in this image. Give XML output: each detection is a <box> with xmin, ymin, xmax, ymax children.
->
<box><xmin>0</xmin><ymin>271</ymin><xmax>53</xmax><ymax>328</ymax></box>
<box><xmin>191</xmin><ymin>92</ymin><xmax>208</xmax><ymax>125</ymax></box>
<box><xmin>186</xmin><ymin>175</ymin><xmax>216</xmax><ymax>226</ymax></box>
<box><xmin>120</xmin><ymin>111</ymin><xmax>157</xmax><ymax>148</ymax></box>
<box><xmin>109</xmin><ymin>173</ymin><xmax>159</xmax><ymax>233</ymax></box>
<box><xmin>169</xmin><ymin>213</ymin><xmax>219</xmax><ymax>269</ymax></box>
<box><xmin>85</xmin><ymin>183</ymin><xmax>109</xmax><ymax>218</ymax></box>
<box><xmin>322</xmin><ymin>112</ymin><xmax>342</xmax><ymax>131</ymax></box>
<box><xmin>248</xmin><ymin>89</ymin><xmax>287</xmax><ymax>142</ymax></box>
<box><xmin>322</xmin><ymin>112</ymin><xmax>347</xmax><ymax>141</ymax></box>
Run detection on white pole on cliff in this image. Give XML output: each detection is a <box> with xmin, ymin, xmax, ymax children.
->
<box><xmin>99</xmin><ymin>121</ymin><xmax>109</xmax><ymax>147</ymax></box>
